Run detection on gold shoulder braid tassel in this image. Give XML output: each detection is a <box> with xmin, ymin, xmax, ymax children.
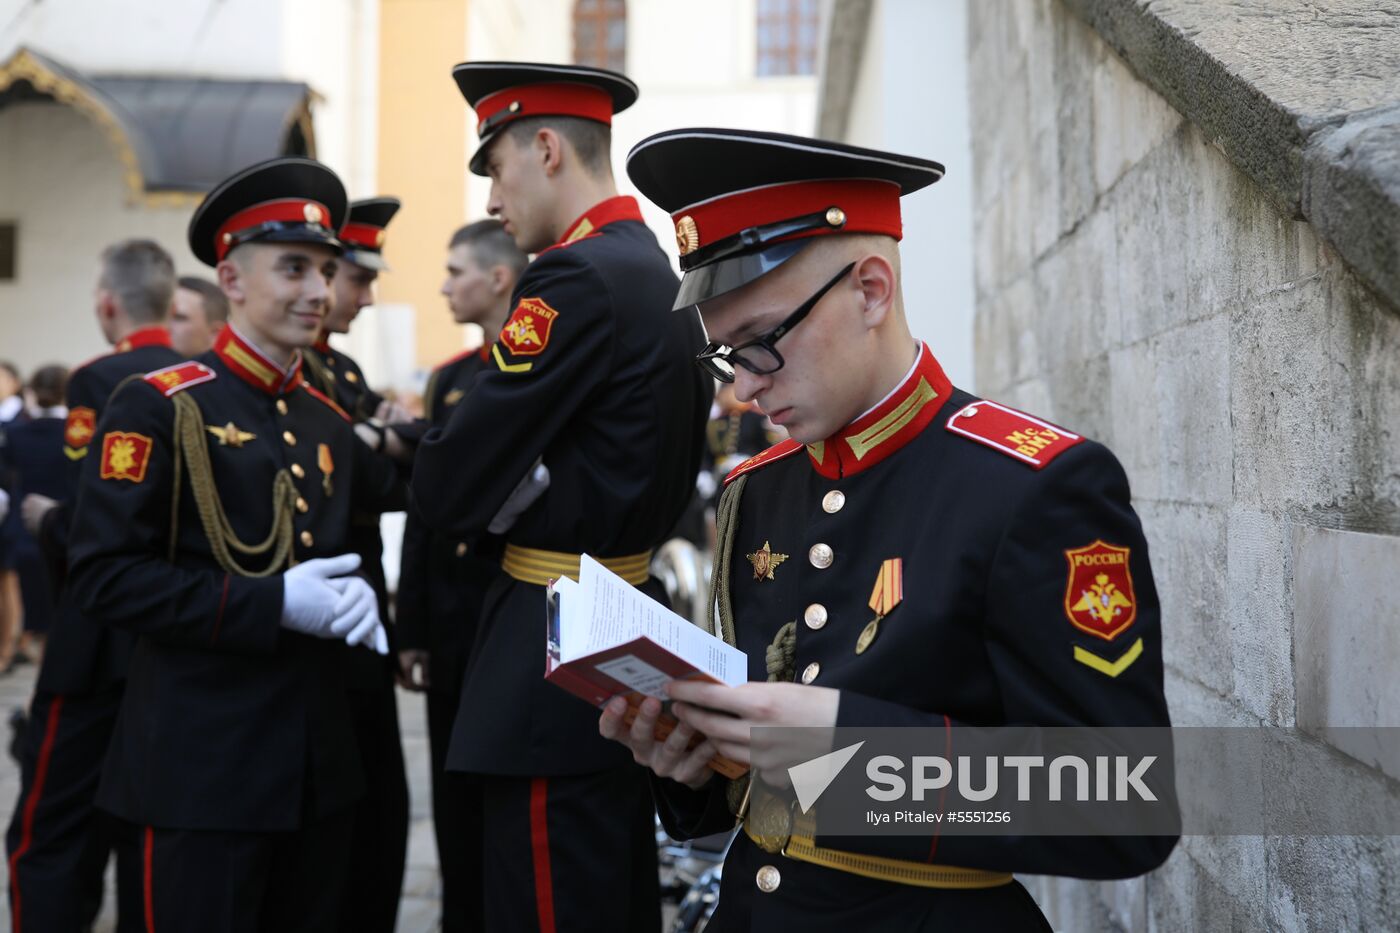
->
<box><xmin>169</xmin><ymin>393</ymin><xmax>297</xmax><ymax>577</ymax></box>
<box><xmin>710</xmin><ymin>474</ymin><xmax>799</xmax><ymax>844</ymax></box>
<box><xmin>301</xmin><ymin>348</ymin><xmax>335</xmax><ymax>396</ymax></box>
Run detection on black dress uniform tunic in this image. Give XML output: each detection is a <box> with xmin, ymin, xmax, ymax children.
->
<box><xmin>66</xmin><ymin>326</ymin><xmax>402</xmax><ymax>928</ymax></box>
<box><xmin>302</xmin><ymin>335</ymin><xmax>411</xmax><ymax>933</ymax></box>
<box><xmin>6</xmin><ymin>325</ymin><xmax>181</xmax><ymax>933</ymax></box>
<box><xmin>653</xmin><ymin>345</ymin><xmax>1175</xmax><ymax>931</ymax></box>
<box><xmin>412</xmin><ymin>196</ymin><xmax>712</xmax><ymax>932</ymax></box>
<box><xmin>397</xmin><ymin>343</ymin><xmax>500</xmax><ymax>933</ymax></box>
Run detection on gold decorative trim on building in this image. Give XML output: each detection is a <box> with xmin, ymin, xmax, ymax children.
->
<box><xmin>0</xmin><ymin>48</ymin><xmax>146</xmax><ymax>204</ymax></box>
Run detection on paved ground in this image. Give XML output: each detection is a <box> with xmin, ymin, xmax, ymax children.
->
<box><xmin>0</xmin><ymin>662</ymin><xmax>447</xmax><ymax>933</ymax></box>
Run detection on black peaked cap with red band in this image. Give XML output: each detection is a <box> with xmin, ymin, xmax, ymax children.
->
<box><xmin>188</xmin><ymin>157</ymin><xmax>347</xmax><ymax>268</ymax></box>
<box><xmin>452</xmin><ymin>61</ymin><xmax>638</xmax><ymax>176</ymax></box>
<box><xmin>340</xmin><ymin>196</ymin><xmax>401</xmax><ymax>272</ymax></box>
<box><xmin>626</xmin><ymin>128</ymin><xmax>945</xmax><ymax>309</ymax></box>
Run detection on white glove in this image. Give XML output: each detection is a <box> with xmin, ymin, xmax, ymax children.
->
<box><xmin>0</xmin><ymin>488</ymin><xmax>8</xmax><ymax>524</ymax></box>
<box><xmin>488</xmin><ymin>461</ymin><xmax>551</xmax><ymax>534</ymax></box>
<box><xmin>281</xmin><ymin>554</ymin><xmax>388</xmax><ymax>654</ymax></box>
<box><xmin>21</xmin><ymin>493</ymin><xmax>57</xmax><ymax>537</ymax></box>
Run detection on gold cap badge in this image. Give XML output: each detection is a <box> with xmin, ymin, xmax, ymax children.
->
<box><xmin>675</xmin><ymin>215</ymin><xmax>700</xmax><ymax>256</ymax></box>
<box><xmin>304</xmin><ymin>203</ymin><xmax>323</xmax><ymax>225</ymax></box>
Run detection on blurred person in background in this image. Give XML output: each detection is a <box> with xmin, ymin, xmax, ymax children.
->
<box><xmin>6</xmin><ymin>239</ymin><xmax>181</xmax><ymax>932</ymax></box>
<box><xmin>170</xmin><ymin>275</ymin><xmax>229</xmax><ymax>357</ymax></box>
<box><xmin>0</xmin><ymin>364</ymin><xmax>72</xmax><ymax>667</ymax></box>
<box><xmin>0</xmin><ymin>362</ymin><xmax>25</xmax><ymax>686</ymax></box>
<box><xmin>397</xmin><ymin>218</ymin><xmax>525</xmax><ymax>932</ymax></box>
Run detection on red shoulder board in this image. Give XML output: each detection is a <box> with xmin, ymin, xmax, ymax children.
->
<box><xmin>143</xmin><ymin>361</ymin><xmax>216</xmax><ymax>397</ymax></box>
<box><xmin>301</xmin><ymin>384</ymin><xmax>351</xmax><ymax>422</ymax></box>
<box><xmin>945</xmin><ymin>400</ymin><xmax>1083</xmax><ymax>469</ymax></box>
<box><xmin>724</xmin><ymin>439</ymin><xmax>805</xmax><ymax>485</ymax></box>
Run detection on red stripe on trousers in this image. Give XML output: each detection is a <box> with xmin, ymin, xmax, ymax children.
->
<box><xmin>144</xmin><ymin>826</ymin><xmax>155</xmax><ymax>933</ymax></box>
<box><xmin>7</xmin><ymin>694</ymin><xmax>66</xmax><ymax>933</ymax></box>
<box><xmin>529</xmin><ymin>778</ymin><xmax>557</xmax><ymax>933</ymax></box>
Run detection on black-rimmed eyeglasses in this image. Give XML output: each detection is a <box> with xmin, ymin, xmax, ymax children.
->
<box><xmin>695</xmin><ymin>262</ymin><xmax>856</xmax><ymax>383</ymax></box>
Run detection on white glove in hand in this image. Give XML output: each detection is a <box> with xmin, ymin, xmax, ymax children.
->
<box><xmin>327</xmin><ymin>575</ymin><xmax>389</xmax><ymax>654</ymax></box>
<box><xmin>0</xmin><ymin>488</ymin><xmax>8</xmax><ymax>524</ymax></box>
<box><xmin>487</xmin><ymin>461</ymin><xmax>551</xmax><ymax>535</ymax></box>
<box><xmin>281</xmin><ymin>554</ymin><xmax>388</xmax><ymax>653</ymax></box>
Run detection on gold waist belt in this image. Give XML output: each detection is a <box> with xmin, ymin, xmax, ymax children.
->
<box><xmin>744</xmin><ymin>811</ymin><xmax>1014</xmax><ymax>890</ymax></box>
<box><xmin>501</xmin><ymin>544</ymin><xmax>653</xmax><ymax>586</ymax></box>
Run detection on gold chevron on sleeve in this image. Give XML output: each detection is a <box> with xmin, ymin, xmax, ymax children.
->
<box><xmin>1073</xmin><ymin>637</ymin><xmax>1144</xmax><ymax>678</ymax></box>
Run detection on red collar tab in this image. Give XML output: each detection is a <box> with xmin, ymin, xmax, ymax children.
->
<box><xmin>556</xmin><ymin>196</ymin><xmax>643</xmax><ymax>247</ymax></box>
<box><xmin>340</xmin><ymin>221</ymin><xmax>386</xmax><ymax>251</ymax></box>
<box><xmin>806</xmin><ymin>343</ymin><xmax>952</xmax><ymax>480</ymax></box>
<box><xmin>945</xmin><ymin>400</ymin><xmax>1084</xmax><ymax>470</ymax></box>
<box><xmin>115</xmin><ymin>325</ymin><xmax>173</xmax><ymax>353</ymax></box>
<box><xmin>214</xmin><ymin>198</ymin><xmax>334</xmax><ymax>261</ymax></box>
<box><xmin>311</xmin><ymin>334</ymin><xmax>332</xmax><ymax>354</ymax></box>
<box><xmin>473</xmin><ymin>81</ymin><xmax>614</xmax><ymax>138</ymax></box>
<box><xmin>724</xmin><ymin>438</ymin><xmax>805</xmax><ymax>485</ymax></box>
<box><xmin>214</xmin><ymin>327</ymin><xmax>304</xmax><ymax>395</ymax></box>
<box><xmin>672</xmin><ymin>178</ymin><xmax>902</xmax><ymax>261</ymax></box>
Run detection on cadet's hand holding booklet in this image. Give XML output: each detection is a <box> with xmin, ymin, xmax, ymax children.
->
<box><xmin>546</xmin><ymin>555</ymin><xmax>749</xmax><ymax>778</ymax></box>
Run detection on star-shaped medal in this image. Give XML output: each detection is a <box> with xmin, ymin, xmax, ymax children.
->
<box><xmin>746</xmin><ymin>540</ymin><xmax>789</xmax><ymax>582</ymax></box>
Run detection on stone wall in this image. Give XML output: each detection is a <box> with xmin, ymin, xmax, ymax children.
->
<box><xmin>968</xmin><ymin>2</ymin><xmax>1400</xmax><ymax>929</ymax></box>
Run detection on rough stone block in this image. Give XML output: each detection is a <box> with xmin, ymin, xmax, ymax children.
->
<box><xmin>1032</xmin><ymin>204</ymin><xmax>1121</xmax><ymax>366</ymax></box>
<box><xmin>1231</xmin><ymin>265</ymin><xmax>1400</xmax><ymax>526</ymax></box>
<box><xmin>1107</xmin><ymin>340</ymin><xmax>1162</xmax><ymax>502</ymax></box>
<box><xmin>1293</xmin><ymin>525</ymin><xmax>1400</xmax><ymax>780</ymax></box>
<box><xmin>1092</xmin><ymin>43</ymin><xmax>1183</xmax><ymax>196</ymax></box>
<box><xmin>1145</xmin><ymin>845</ymin><xmax>1258</xmax><ymax>932</ymax></box>
<box><xmin>1051</xmin><ymin>8</ymin><xmax>1099</xmax><ymax>237</ymax></box>
<box><xmin>1266</xmin><ymin>836</ymin><xmax>1400</xmax><ymax>933</ymax></box>
<box><xmin>1151</xmin><ymin>315</ymin><xmax>1231</xmax><ymax>506</ymax></box>
<box><xmin>1225</xmin><ymin>509</ymin><xmax>1295</xmax><ymax>725</ymax></box>
<box><xmin>1109</xmin><ymin>138</ymin><xmax>1192</xmax><ymax>345</ymax></box>
<box><xmin>1136</xmin><ymin>501</ymin><xmax>1232</xmax><ymax>699</ymax></box>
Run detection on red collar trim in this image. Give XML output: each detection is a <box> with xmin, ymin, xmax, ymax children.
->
<box><xmin>806</xmin><ymin>343</ymin><xmax>952</xmax><ymax>479</ymax></box>
<box><xmin>114</xmin><ymin>325</ymin><xmax>173</xmax><ymax>354</ymax></box>
<box><xmin>311</xmin><ymin>334</ymin><xmax>332</xmax><ymax>354</ymax></box>
<box><xmin>555</xmin><ymin>196</ymin><xmax>643</xmax><ymax>247</ymax></box>
<box><xmin>214</xmin><ymin>327</ymin><xmax>304</xmax><ymax>395</ymax></box>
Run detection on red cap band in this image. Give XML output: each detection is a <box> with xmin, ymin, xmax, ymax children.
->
<box><xmin>673</xmin><ymin>179</ymin><xmax>903</xmax><ymax>254</ymax></box>
<box><xmin>214</xmin><ymin>198</ymin><xmax>333</xmax><ymax>261</ymax></box>
<box><xmin>473</xmin><ymin>82</ymin><xmax>614</xmax><ymax>137</ymax></box>
<box><xmin>340</xmin><ymin>222</ymin><xmax>386</xmax><ymax>250</ymax></box>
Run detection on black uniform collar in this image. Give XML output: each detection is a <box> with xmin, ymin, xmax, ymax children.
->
<box><xmin>551</xmin><ymin>195</ymin><xmax>644</xmax><ymax>249</ymax></box>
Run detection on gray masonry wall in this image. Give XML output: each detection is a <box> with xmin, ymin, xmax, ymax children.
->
<box><xmin>967</xmin><ymin>2</ymin><xmax>1400</xmax><ymax>930</ymax></box>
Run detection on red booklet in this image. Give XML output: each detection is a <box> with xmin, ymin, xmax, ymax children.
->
<box><xmin>545</xmin><ymin>557</ymin><xmax>749</xmax><ymax>779</ymax></box>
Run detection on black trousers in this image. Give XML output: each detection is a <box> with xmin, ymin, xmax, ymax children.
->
<box><xmin>337</xmin><ymin>678</ymin><xmax>409</xmax><ymax>933</ymax></box>
<box><xmin>478</xmin><ymin>768</ymin><xmax>660</xmax><ymax>933</ymax></box>
<box><xmin>427</xmin><ymin>685</ymin><xmax>483</xmax><ymax>932</ymax></box>
<box><xmin>141</xmin><ymin>808</ymin><xmax>354</xmax><ymax>932</ymax></box>
<box><xmin>5</xmin><ymin>688</ymin><xmax>142</xmax><ymax>933</ymax></box>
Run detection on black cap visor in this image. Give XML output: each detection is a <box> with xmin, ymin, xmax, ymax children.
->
<box><xmin>674</xmin><ymin>239</ymin><xmax>811</xmax><ymax>310</ymax></box>
<box><xmin>225</xmin><ymin>223</ymin><xmax>343</xmax><ymax>260</ymax></box>
<box><xmin>341</xmin><ymin>248</ymin><xmax>389</xmax><ymax>272</ymax></box>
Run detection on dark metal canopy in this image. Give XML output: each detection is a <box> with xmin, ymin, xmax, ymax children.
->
<box><xmin>0</xmin><ymin>46</ymin><xmax>317</xmax><ymax>198</ymax></box>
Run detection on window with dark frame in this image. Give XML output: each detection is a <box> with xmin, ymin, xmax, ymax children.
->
<box><xmin>0</xmin><ymin>223</ymin><xmax>15</xmax><ymax>281</ymax></box>
<box><xmin>757</xmin><ymin>0</ymin><xmax>819</xmax><ymax>77</ymax></box>
<box><xmin>573</xmin><ymin>0</ymin><xmax>627</xmax><ymax>72</ymax></box>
